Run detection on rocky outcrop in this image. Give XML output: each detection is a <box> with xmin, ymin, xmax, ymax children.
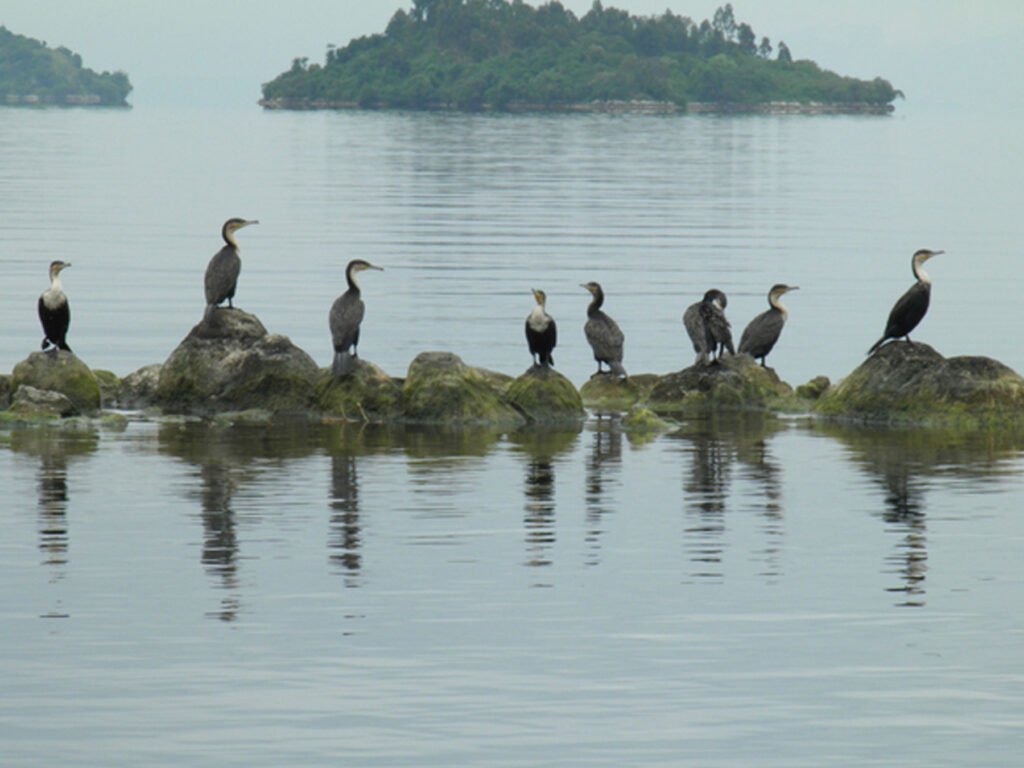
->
<box><xmin>646</xmin><ymin>354</ymin><xmax>793</xmax><ymax>414</ymax></box>
<box><xmin>506</xmin><ymin>365</ymin><xmax>585</xmax><ymax>424</ymax></box>
<box><xmin>154</xmin><ymin>308</ymin><xmax>319</xmax><ymax>415</ymax></box>
<box><xmin>10</xmin><ymin>351</ymin><xmax>101</xmax><ymax>415</ymax></box>
<box><xmin>316</xmin><ymin>359</ymin><xmax>404</xmax><ymax>422</ymax></box>
<box><xmin>9</xmin><ymin>385</ymin><xmax>77</xmax><ymax>417</ymax></box>
<box><xmin>401</xmin><ymin>351</ymin><xmax>523</xmax><ymax>425</ymax></box>
<box><xmin>119</xmin><ymin>364</ymin><xmax>163</xmax><ymax>410</ymax></box>
<box><xmin>580</xmin><ymin>373</ymin><xmax>658</xmax><ymax>411</ymax></box>
<box><xmin>814</xmin><ymin>342</ymin><xmax>1024</xmax><ymax>427</ymax></box>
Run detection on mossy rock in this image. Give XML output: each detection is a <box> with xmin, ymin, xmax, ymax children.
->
<box><xmin>646</xmin><ymin>354</ymin><xmax>793</xmax><ymax>415</ymax></box>
<box><xmin>315</xmin><ymin>359</ymin><xmax>404</xmax><ymax>422</ymax></box>
<box><xmin>401</xmin><ymin>351</ymin><xmax>524</xmax><ymax>425</ymax></box>
<box><xmin>119</xmin><ymin>364</ymin><xmax>163</xmax><ymax>410</ymax></box>
<box><xmin>8</xmin><ymin>384</ymin><xmax>77</xmax><ymax>418</ymax></box>
<box><xmin>580</xmin><ymin>373</ymin><xmax>658</xmax><ymax>411</ymax></box>
<box><xmin>506</xmin><ymin>365</ymin><xmax>585</xmax><ymax>424</ymax></box>
<box><xmin>92</xmin><ymin>369</ymin><xmax>122</xmax><ymax>408</ymax></box>
<box><xmin>11</xmin><ymin>351</ymin><xmax>101</xmax><ymax>415</ymax></box>
<box><xmin>796</xmin><ymin>375</ymin><xmax>831</xmax><ymax>400</ymax></box>
<box><xmin>621</xmin><ymin>404</ymin><xmax>674</xmax><ymax>431</ymax></box>
<box><xmin>0</xmin><ymin>374</ymin><xmax>10</xmax><ymax>410</ymax></box>
<box><xmin>155</xmin><ymin>309</ymin><xmax>319</xmax><ymax>415</ymax></box>
<box><xmin>814</xmin><ymin>342</ymin><xmax>1024</xmax><ymax>427</ymax></box>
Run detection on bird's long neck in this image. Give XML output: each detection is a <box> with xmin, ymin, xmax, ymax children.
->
<box><xmin>346</xmin><ymin>266</ymin><xmax>361</xmax><ymax>294</ymax></box>
<box><xmin>768</xmin><ymin>290</ymin><xmax>788</xmax><ymax>319</ymax></box>
<box><xmin>912</xmin><ymin>256</ymin><xmax>931</xmax><ymax>286</ymax></box>
<box><xmin>587</xmin><ymin>288</ymin><xmax>603</xmax><ymax>316</ymax></box>
<box><xmin>222</xmin><ymin>225</ymin><xmax>238</xmax><ymax>249</ymax></box>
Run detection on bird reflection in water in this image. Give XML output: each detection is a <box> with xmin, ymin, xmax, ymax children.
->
<box><xmin>196</xmin><ymin>462</ymin><xmax>242</xmax><ymax>621</ymax></box>
<box><xmin>881</xmin><ymin>469</ymin><xmax>928</xmax><ymax>607</ymax></box>
<box><xmin>329</xmin><ymin>453</ymin><xmax>362</xmax><ymax>586</ymax></box>
<box><xmin>584</xmin><ymin>414</ymin><xmax>622</xmax><ymax>566</ymax></box>
<box><xmin>680</xmin><ymin>428</ymin><xmax>732</xmax><ymax>581</ymax></box>
<box><xmin>735</xmin><ymin>435</ymin><xmax>784</xmax><ymax>581</ymax></box>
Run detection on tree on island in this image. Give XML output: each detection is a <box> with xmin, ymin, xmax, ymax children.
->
<box><xmin>261</xmin><ymin>1</ymin><xmax>901</xmax><ymax>111</ymax></box>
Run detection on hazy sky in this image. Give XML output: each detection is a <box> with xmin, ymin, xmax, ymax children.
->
<box><xmin>2</xmin><ymin>0</ymin><xmax>1023</xmax><ymax>112</ymax></box>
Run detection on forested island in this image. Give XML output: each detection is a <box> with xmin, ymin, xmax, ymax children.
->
<box><xmin>0</xmin><ymin>26</ymin><xmax>131</xmax><ymax>106</ymax></box>
<box><xmin>261</xmin><ymin>1</ymin><xmax>901</xmax><ymax>113</ymax></box>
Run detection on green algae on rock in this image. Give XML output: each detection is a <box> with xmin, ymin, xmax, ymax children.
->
<box><xmin>814</xmin><ymin>342</ymin><xmax>1024</xmax><ymax>427</ymax></box>
<box><xmin>646</xmin><ymin>354</ymin><xmax>793</xmax><ymax>415</ymax></box>
<box><xmin>580</xmin><ymin>373</ymin><xmax>658</xmax><ymax>411</ymax></box>
<box><xmin>316</xmin><ymin>359</ymin><xmax>404</xmax><ymax>422</ymax></box>
<box><xmin>621</xmin><ymin>404</ymin><xmax>674</xmax><ymax>431</ymax></box>
<box><xmin>506</xmin><ymin>365</ymin><xmax>585</xmax><ymax>424</ymax></box>
<box><xmin>401</xmin><ymin>351</ymin><xmax>524</xmax><ymax>425</ymax></box>
<box><xmin>11</xmin><ymin>350</ymin><xmax>101</xmax><ymax>415</ymax></box>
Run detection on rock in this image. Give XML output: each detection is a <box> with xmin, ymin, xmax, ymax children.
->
<box><xmin>646</xmin><ymin>354</ymin><xmax>793</xmax><ymax>414</ymax></box>
<box><xmin>796</xmin><ymin>375</ymin><xmax>831</xmax><ymax>400</ymax></box>
<box><xmin>119</xmin><ymin>364</ymin><xmax>163</xmax><ymax>410</ymax></box>
<box><xmin>580</xmin><ymin>373</ymin><xmax>658</xmax><ymax>411</ymax></box>
<box><xmin>11</xmin><ymin>351</ymin><xmax>101</xmax><ymax>415</ymax></box>
<box><xmin>401</xmin><ymin>351</ymin><xmax>524</xmax><ymax>425</ymax></box>
<box><xmin>155</xmin><ymin>308</ymin><xmax>319</xmax><ymax>415</ymax></box>
<box><xmin>92</xmin><ymin>369</ymin><xmax>121</xmax><ymax>408</ymax></box>
<box><xmin>9</xmin><ymin>384</ymin><xmax>77</xmax><ymax>417</ymax></box>
<box><xmin>814</xmin><ymin>342</ymin><xmax>1024</xmax><ymax>427</ymax></box>
<box><xmin>315</xmin><ymin>359</ymin><xmax>404</xmax><ymax>422</ymax></box>
<box><xmin>0</xmin><ymin>375</ymin><xmax>10</xmax><ymax>410</ymax></box>
<box><xmin>505</xmin><ymin>365</ymin><xmax>585</xmax><ymax>424</ymax></box>
<box><xmin>621</xmin><ymin>404</ymin><xmax>674</xmax><ymax>430</ymax></box>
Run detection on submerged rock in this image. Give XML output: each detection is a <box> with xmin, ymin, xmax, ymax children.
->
<box><xmin>646</xmin><ymin>354</ymin><xmax>793</xmax><ymax>414</ymax></box>
<box><xmin>579</xmin><ymin>373</ymin><xmax>658</xmax><ymax>411</ymax></box>
<box><xmin>11</xmin><ymin>350</ymin><xmax>101</xmax><ymax>415</ymax></box>
<box><xmin>155</xmin><ymin>308</ymin><xmax>319</xmax><ymax>415</ymax></box>
<box><xmin>505</xmin><ymin>365</ymin><xmax>585</xmax><ymax>424</ymax></box>
<box><xmin>621</xmin><ymin>404</ymin><xmax>674</xmax><ymax>431</ymax></box>
<box><xmin>401</xmin><ymin>351</ymin><xmax>523</xmax><ymax>425</ymax></box>
<box><xmin>814</xmin><ymin>342</ymin><xmax>1024</xmax><ymax>427</ymax></box>
<box><xmin>315</xmin><ymin>359</ymin><xmax>404</xmax><ymax>422</ymax></box>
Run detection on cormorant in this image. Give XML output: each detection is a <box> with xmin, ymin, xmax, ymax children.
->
<box><xmin>581</xmin><ymin>281</ymin><xmax>626</xmax><ymax>377</ymax></box>
<box><xmin>330</xmin><ymin>258</ymin><xmax>383</xmax><ymax>377</ymax></box>
<box><xmin>38</xmin><ymin>260</ymin><xmax>72</xmax><ymax>353</ymax></box>
<box><xmin>526</xmin><ymin>288</ymin><xmax>556</xmax><ymax>368</ymax></box>
<box><xmin>683</xmin><ymin>289</ymin><xmax>733</xmax><ymax>365</ymax></box>
<box><xmin>204</xmin><ymin>217</ymin><xmax>258</xmax><ymax>320</ymax></box>
<box><xmin>739</xmin><ymin>284</ymin><xmax>799</xmax><ymax>367</ymax></box>
<box><xmin>868</xmin><ymin>249</ymin><xmax>943</xmax><ymax>355</ymax></box>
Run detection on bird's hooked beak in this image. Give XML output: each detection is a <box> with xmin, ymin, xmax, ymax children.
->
<box><xmin>580</xmin><ymin>283</ymin><xmax>593</xmax><ymax>293</ymax></box>
<box><xmin>242</xmin><ymin>220</ymin><xmax>259</xmax><ymax>228</ymax></box>
<box><xmin>788</xmin><ymin>286</ymin><xmax>800</xmax><ymax>292</ymax></box>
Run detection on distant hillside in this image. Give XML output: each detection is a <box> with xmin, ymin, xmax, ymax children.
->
<box><xmin>0</xmin><ymin>26</ymin><xmax>131</xmax><ymax>106</ymax></box>
<box><xmin>261</xmin><ymin>1</ymin><xmax>901</xmax><ymax>113</ymax></box>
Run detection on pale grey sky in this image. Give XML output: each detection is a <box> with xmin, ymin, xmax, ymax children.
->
<box><xmin>2</xmin><ymin>0</ymin><xmax>1022</xmax><ymax>112</ymax></box>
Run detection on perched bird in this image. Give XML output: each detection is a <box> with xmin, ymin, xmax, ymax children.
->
<box><xmin>330</xmin><ymin>259</ymin><xmax>384</xmax><ymax>377</ymax></box>
<box><xmin>683</xmin><ymin>289</ymin><xmax>733</xmax><ymax>365</ymax></box>
<box><xmin>739</xmin><ymin>284</ymin><xmax>799</xmax><ymax>367</ymax></box>
<box><xmin>39</xmin><ymin>260</ymin><xmax>72</xmax><ymax>353</ymax></box>
<box><xmin>525</xmin><ymin>288</ymin><xmax>556</xmax><ymax>368</ymax></box>
<box><xmin>581</xmin><ymin>281</ymin><xmax>626</xmax><ymax>377</ymax></box>
<box><xmin>868</xmin><ymin>249</ymin><xmax>943</xmax><ymax>355</ymax></box>
<box><xmin>203</xmin><ymin>217</ymin><xmax>258</xmax><ymax>320</ymax></box>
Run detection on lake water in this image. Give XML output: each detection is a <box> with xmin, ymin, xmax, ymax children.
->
<box><xmin>2</xmin><ymin>105</ymin><xmax>1024</xmax><ymax>766</ymax></box>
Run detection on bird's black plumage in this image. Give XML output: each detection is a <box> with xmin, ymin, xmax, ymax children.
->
<box><xmin>739</xmin><ymin>284</ymin><xmax>798</xmax><ymax>367</ymax></box>
<box><xmin>582</xmin><ymin>281</ymin><xmax>626</xmax><ymax>377</ymax></box>
<box><xmin>39</xmin><ymin>260</ymin><xmax>71</xmax><ymax>352</ymax></box>
<box><xmin>330</xmin><ymin>258</ymin><xmax>383</xmax><ymax>377</ymax></box>
<box><xmin>204</xmin><ymin>218</ymin><xmax>258</xmax><ymax>320</ymax></box>
<box><xmin>683</xmin><ymin>289</ymin><xmax>733</xmax><ymax>365</ymax></box>
<box><xmin>868</xmin><ymin>249</ymin><xmax>942</xmax><ymax>355</ymax></box>
<box><xmin>526</xmin><ymin>288</ymin><xmax>556</xmax><ymax>368</ymax></box>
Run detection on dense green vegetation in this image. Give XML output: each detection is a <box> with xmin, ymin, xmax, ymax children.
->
<box><xmin>262</xmin><ymin>1</ymin><xmax>900</xmax><ymax>111</ymax></box>
<box><xmin>0</xmin><ymin>26</ymin><xmax>131</xmax><ymax>106</ymax></box>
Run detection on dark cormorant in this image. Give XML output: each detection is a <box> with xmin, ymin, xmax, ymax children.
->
<box><xmin>330</xmin><ymin>259</ymin><xmax>384</xmax><ymax>377</ymax></box>
<box><xmin>868</xmin><ymin>249</ymin><xmax>943</xmax><ymax>355</ymax></box>
<box><xmin>38</xmin><ymin>260</ymin><xmax>71</xmax><ymax>353</ymax></box>
<box><xmin>739</xmin><ymin>284</ymin><xmax>799</xmax><ymax>367</ymax></box>
<box><xmin>683</xmin><ymin>289</ymin><xmax>733</xmax><ymax>365</ymax></box>
<box><xmin>203</xmin><ymin>218</ymin><xmax>258</xmax><ymax>320</ymax></box>
<box><xmin>581</xmin><ymin>281</ymin><xmax>626</xmax><ymax>377</ymax></box>
<box><xmin>526</xmin><ymin>288</ymin><xmax>556</xmax><ymax>368</ymax></box>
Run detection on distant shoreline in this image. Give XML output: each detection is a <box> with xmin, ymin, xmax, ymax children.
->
<box><xmin>258</xmin><ymin>98</ymin><xmax>895</xmax><ymax>116</ymax></box>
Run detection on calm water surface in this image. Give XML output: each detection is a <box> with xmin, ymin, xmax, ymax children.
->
<box><xmin>2</xmin><ymin>106</ymin><xmax>1024</xmax><ymax>766</ymax></box>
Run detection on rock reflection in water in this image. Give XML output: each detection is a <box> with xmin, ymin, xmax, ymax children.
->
<box><xmin>158</xmin><ymin>420</ymin><xmax>319</xmax><ymax>621</ymax></box>
<box><xmin>819</xmin><ymin>423</ymin><xmax>1024</xmax><ymax>607</ymax></box>
<box><xmin>584</xmin><ymin>413</ymin><xmax>623</xmax><ymax>566</ymax></box>
<box><xmin>509</xmin><ymin>426</ymin><xmax>581</xmax><ymax>576</ymax></box>
<box><xmin>668</xmin><ymin>415</ymin><xmax>787</xmax><ymax>582</ymax></box>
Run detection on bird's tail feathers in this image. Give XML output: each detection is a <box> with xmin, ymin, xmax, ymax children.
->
<box><xmin>867</xmin><ymin>337</ymin><xmax>886</xmax><ymax>355</ymax></box>
<box><xmin>609</xmin><ymin>360</ymin><xmax>627</xmax><ymax>377</ymax></box>
<box><xmin>203</xmin><ymin>304</ymin><xmax>216</xmax><ymax>323</ymax></box>
<box><xmin>333</xmin><ymin>350</ymin><xmax>356</xmax><ymax>378</ymax></box>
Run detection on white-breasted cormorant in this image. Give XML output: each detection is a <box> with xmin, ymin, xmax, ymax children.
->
<box><xmin>330</xmin><ymin>258</ymin><xmax>383</xmax><ymax>377</ymax></box>
<box><xmin>204</xmin><ymin>217</ymin><xmax>258</xmax><ymax>320</ymax></box>
<box><xmin>868</xmin><ymin>249</ymin><xmax>943</xmax><ymax>355</ymax></box>
<box><xmin>39</xmin><ymin>260</ymin><xmax>72</xmax><ymax>353</ymax></box>
<box><xmin>581</xmin><ymin>281</ymin><xmax>626</xmax><ymax>377</ymax></box>
<box><xmin>739</xmin><ymin>284</ymin><xmax>799</xmax><ymax>366</ymax></box>
<box><xmin>526</xmin><ymin>288</ymin><xmax>556</xmax><ymax>368</ymax></box>
<box><xmin>683</xmin><ymin>289</ymin><xmax>733</xmax><ymax>365</ymax></box>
